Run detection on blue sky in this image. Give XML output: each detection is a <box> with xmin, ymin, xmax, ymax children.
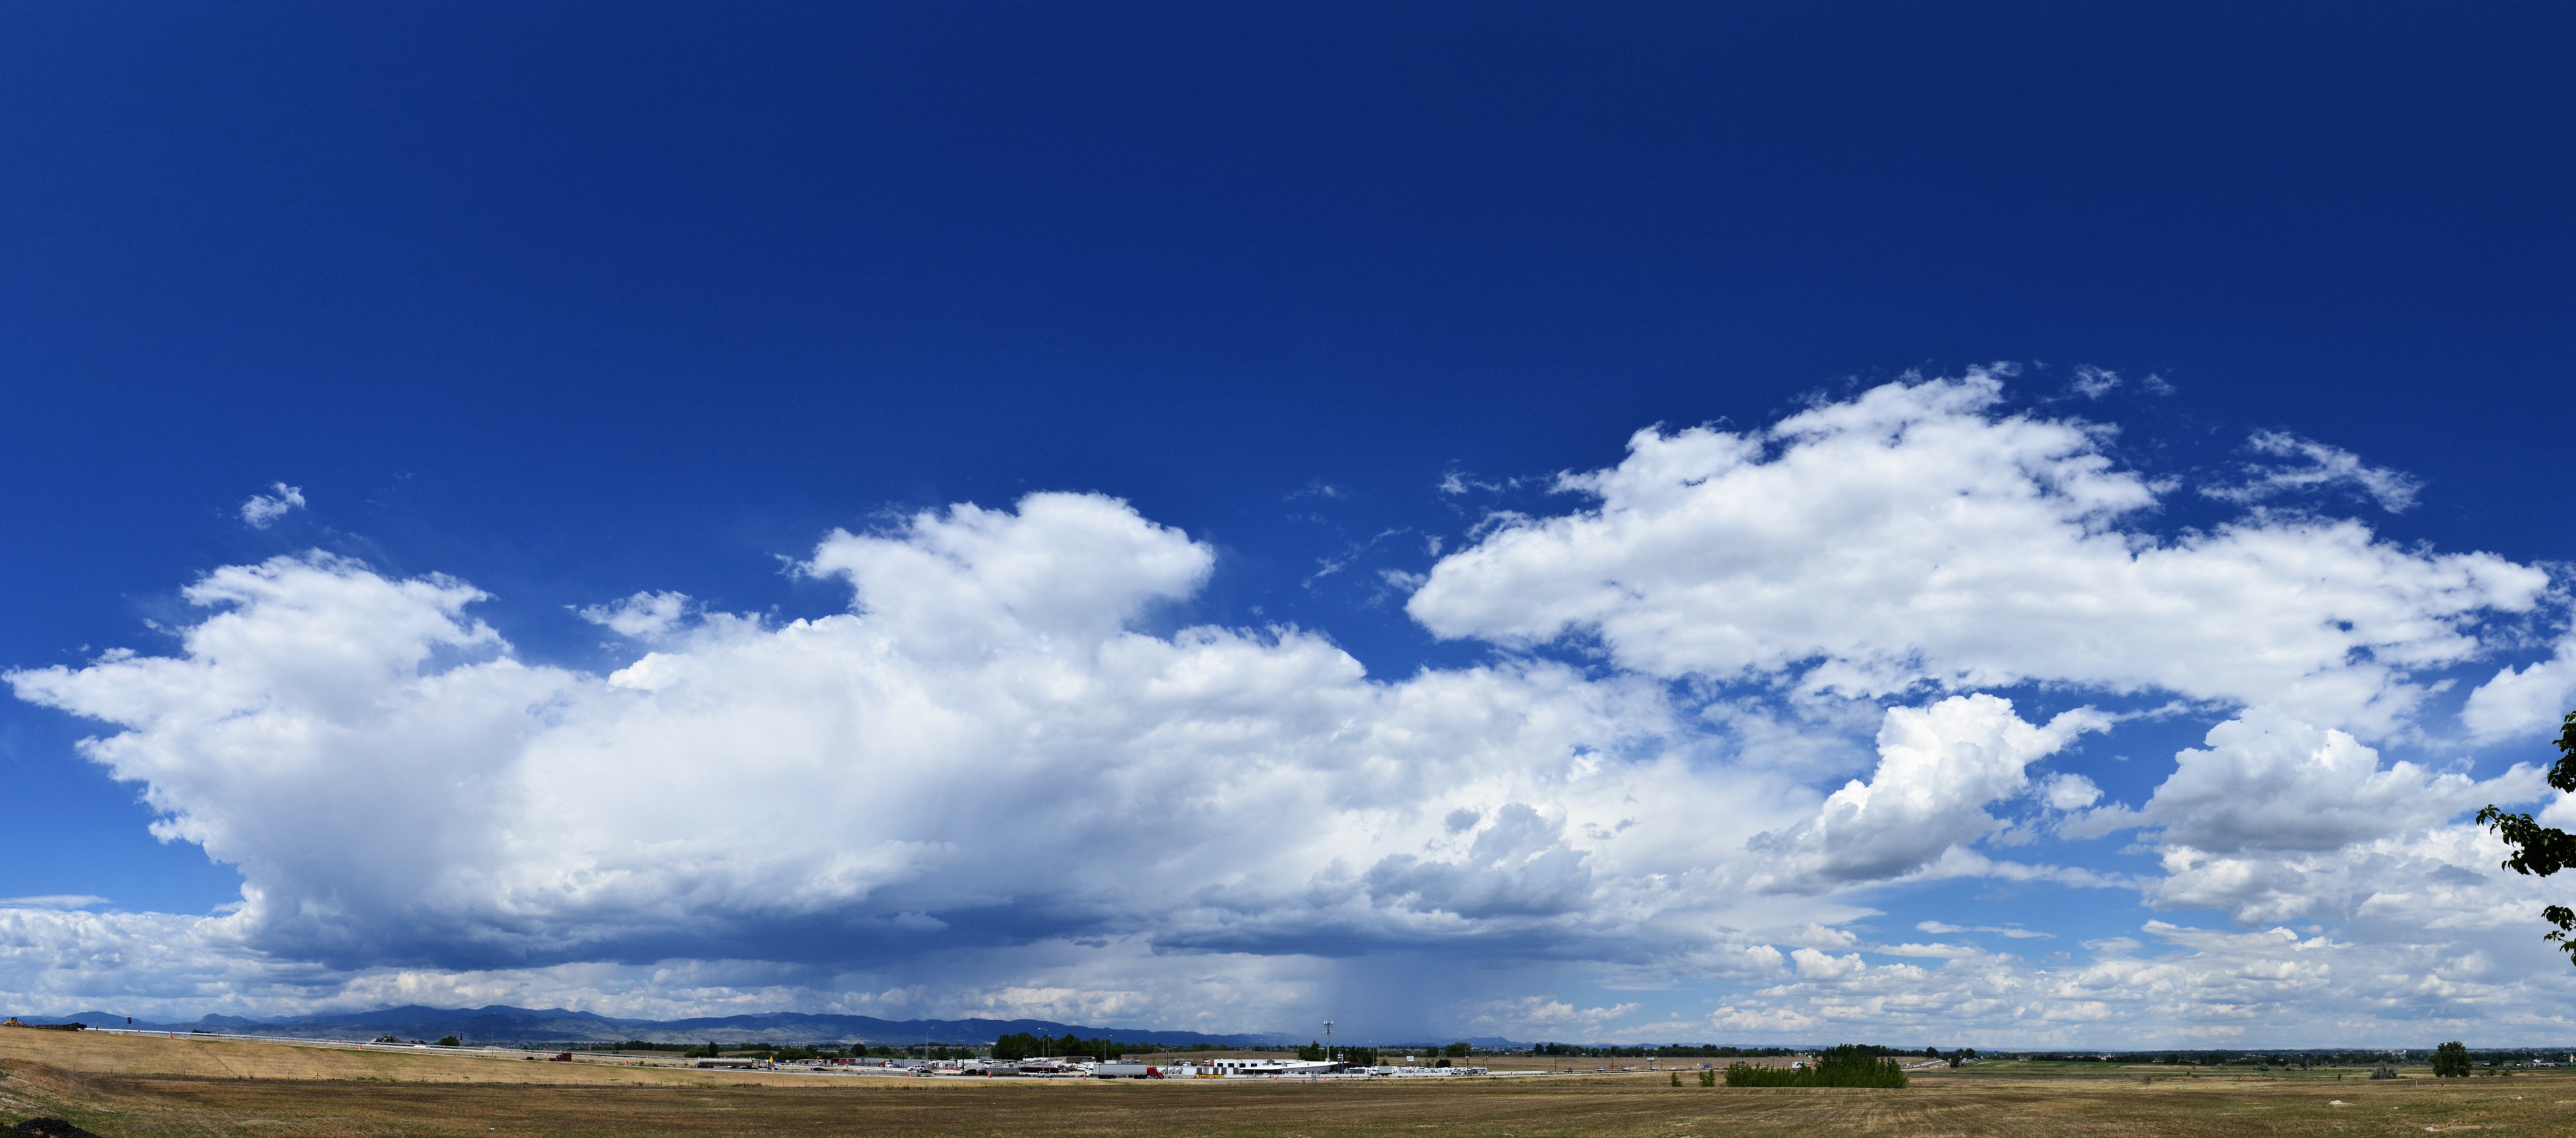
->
<box><xmin>3</xmin><ymin>3</ymin><xmax>2573</xmax><ymax>1046</ymax></box>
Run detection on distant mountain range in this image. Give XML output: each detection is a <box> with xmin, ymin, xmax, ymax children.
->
<box><xmin>3</xmin><ymin>1004</ymin><xmax>1523</xmax><ymax>1048</ymax></box>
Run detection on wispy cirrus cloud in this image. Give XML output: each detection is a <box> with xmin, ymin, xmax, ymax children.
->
<box><xmin>1916</xmin><ymin>921</ymin><xmax>2053</xmax><ymax>940</ymax></box>
<box><xmin>0</xmin><ymin>895</ymin><xmax>111</xmax><ymax>909</ymax></box>
<box><xmin>2204</xmin><ymin>430</ymin><xmax>2423</xmax><ymax>512</ymax></box>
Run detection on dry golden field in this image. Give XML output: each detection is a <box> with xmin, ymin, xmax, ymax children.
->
<box><xmin>7</xmin><ymin>1027</ymin><xmax>2574</xmax><ymax>1137</ymax></box>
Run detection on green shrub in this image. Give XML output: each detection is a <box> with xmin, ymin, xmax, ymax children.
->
<box><xmin>1723</xmin><ymin>1046</ymin><xmax>1908</xmax><ymax>1088</ymax></box>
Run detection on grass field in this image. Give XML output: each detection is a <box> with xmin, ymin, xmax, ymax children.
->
<box><xmin>7</xmin><ymin>1028</ymin><xmax>2572</xmax><ymax>1137</ymax></box>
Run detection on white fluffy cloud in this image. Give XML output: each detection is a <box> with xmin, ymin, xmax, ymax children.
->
<box><xmin>578</xmin><ymin>590</ymin><xmax>695</xmax><ymax>641</ymax></box>
<box><xmin>7</xmin><ymin>493</ymin><xmax>1844</xmax><ymax>996</ymax></box>
<box><xmin>1704</xmin><ymin>909</ymin><xmax>2576</xmax><ymax>1047</ymax></box>
<box><xmin>1407</xmin><ymin>373</ymin><xmax>2540</xmax><ymax>734</ymax></box>
<box><xmin>2464</xmin><ymin>634</ymin><xmax>2576</xmax><ymax>742</ymax></box>
<box><xmin>1754</xmin><ymin>695</ymin><xmax>2108</xmax><ymax>883</ymax></box>
<box><xmin>2068</xmin><ymin>714</ymin><xmax>2544</xmax><ymax>856</ymax></box>
<box><xmin>238</xmin><ymin>483</ymin><xmax>305</xmax><ymax>528</ymax></box>
<box><xmin>9</xmin><ymin>376</ymin><xmax>2573</xmax><ymax>1043</ymax></box>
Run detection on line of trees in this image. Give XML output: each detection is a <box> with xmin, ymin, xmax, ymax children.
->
<box><xmin>1723</xmin><ymin>1046</ymin><xmax>1909</xmax><ymax>1088</ymax></box>
<box><xmin>990</xmin><ymin>1033</ymin><xmax>1123</xmax><ymax>1062</ymax></box>
<box><xmin>1291</xmin><ymin>1041</ymin><xmax>1381</xmax><ymax>1066</ymax></box>
<box><xmin>458</xmin><ymin>1037</ymin><xmax>2572</xmax><ymax>1070</ymax></box>
<box><xmin>2017</xmin><ymin>1048</ymin><xmax>2554</xmax><ymax>1068</ymax></box>
<box><xmin>595</xmin><ymin>1038</ymin><xmax>1302</xmax><ymax>1062</ymax></box>
<box><xmin>1535</xmin><ymin>1043</ymin><xmax>1800</xmax><ymax>1058</ymax></box>
<box><xmin>679</xmin><ymin>1041</ymin><xmax>934</xmax><ymax>1060</ymax></box>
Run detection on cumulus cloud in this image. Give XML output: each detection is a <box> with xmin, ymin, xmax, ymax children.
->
<box><xmin>1713</xmin><ymin>923</ymin><xmax>2401</xmax><ymax>1045</ymax></box>
<box><xmin>2068</xmin><ymin>365</ymin><xmax>2122</xmax><ymax>399</ymax></box>
<box><xmin>1408</xmin><ymin>373</ymin><xmax>2538</xmax><ymax>734</ymax></box>
<box><xmin>2464</xmin><ymin>634</ymin><xmax>2576</xmax><ymax>742</ymax></box>
<box><xmin>7</xmin><ymin>376</ymin><xmax>2570</xmax><ymax>1042</ymax></box>
<box><xmin>2149</xmin><ymin>816</ymin><xmax>2571</xmax><ymax>933</ymax></box>
<box><xmin>2039</xmin><ymin>773</ymin><xmax>2103</xmax><ymax>812</ymax></box>
<box><xmin>1754</xmin><ymin>695</ymin><xmax>2110</xmax><ymax>884</ymax></box>
<box><xmin>2205</xmin><ymin>431</ymin><xmax>2424</xmax><ymax>513</ymax></box>
<box><xmin>238</xmin><ymin>483</ymin><xmax>306</xmax><ymax>528</ymax></box>
<box><xmin>1468</xmin><ymin>995</ymin><xmax>1643</xmax><ymax>1039</ymax></box>
<box><xmin>5</xmin><ymin>493</ymin><xmax>1838</xmax><ymax>996</ymax></box>
<box><xmin>0</xmin><ymin>910</ymin><xmax>1337</xmax><ymax>1028</ymax></box>
<box><xmin>0</xmin><ymin>908</ymin><xmax>296</xmax><ymax>1018</ymax></box>
<box><xmin>2043</xmin><ymin>711</ymin><xmax>2549</xmax><ymax>963</ymax></box>
<box><xmin>1366</xmin><ymin>803</ymin><xmax>1596</xmax><ymax>920</ymax></box>
<box><xmin>801</xmin><ymin>493</ymin><xmax>1216</xmax><ymax>651</ymax></box>
<box><xmin>2085</xmin><ymin>714</ymin><xmax>2544</xmax><ymax>855</ymax></box>
<box><xmin>577</xmin><ymin>591</ymin><xmax>695</xmax><ymax>641</ymax></box>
